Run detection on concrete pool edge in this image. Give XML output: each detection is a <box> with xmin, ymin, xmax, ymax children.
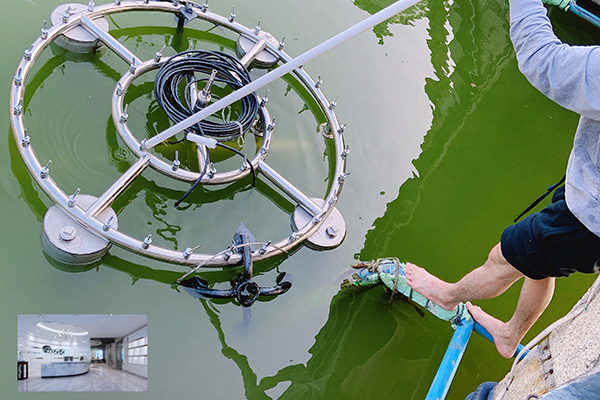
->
<box><xmin>489</xmin><ymin>275</ymin><xmax>600</xmax><ymax>400</ymax></box>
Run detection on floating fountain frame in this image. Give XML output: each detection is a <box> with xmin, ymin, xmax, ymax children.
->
<box><xmin>11</xmin><ymin>0</ymin><xmax>349</xmax><ymax>267</ymax></box>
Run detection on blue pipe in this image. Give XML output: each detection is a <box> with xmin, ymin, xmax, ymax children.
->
<box><xmin>425</xmin><ymin>318</ymin><xmax>475</xmax><ymax>400</ymax></box>
<box><xmin>569</xmin><ymin>1</ymin><xmax>600</xmax><ymax>29</ymax></box>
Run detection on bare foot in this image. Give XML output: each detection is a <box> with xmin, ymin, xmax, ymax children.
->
<box><xmin>404</xmin><ymin>262</ymin><xmax>458</xmax><ymax>311</ymax></box>
<box><xmin>467</xmin><ymin>302</ymin><xmax>519</xmax><ymax>358</ymax></box>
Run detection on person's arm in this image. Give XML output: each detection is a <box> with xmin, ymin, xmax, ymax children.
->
<box><xmin>510</xmin><ymin>0</ymin><xmax>600</xmax><ymax>120</ymax></box>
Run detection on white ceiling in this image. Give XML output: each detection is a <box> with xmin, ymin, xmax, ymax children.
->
<box><xmin>18</xmin><ymin>314</ymin><xmax>147</xmax><ymax>339</ymax></box>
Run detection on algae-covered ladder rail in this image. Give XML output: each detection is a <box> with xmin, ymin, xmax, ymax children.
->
<box><xmin>349</xmin><ymin>258</ymin><xmax>527</xmax><ymax>400</ymax></box>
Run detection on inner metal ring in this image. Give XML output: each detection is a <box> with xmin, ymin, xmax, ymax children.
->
<box><xmin>114</xmin><ymin>58</ymin><xmax>273</xmax><ymax>184</ymax></box>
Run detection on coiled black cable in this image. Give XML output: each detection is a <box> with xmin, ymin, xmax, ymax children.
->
<box><xmin>154</xmin><ymin>50</ymin><xmax>259</xmax><ymax>142</ymax></box>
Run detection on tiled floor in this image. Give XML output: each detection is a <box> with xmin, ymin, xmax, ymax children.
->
<box><xmin>17</xmin><ymin>364</ymin><xmax>147</xmax><ymax>392</ymax></box>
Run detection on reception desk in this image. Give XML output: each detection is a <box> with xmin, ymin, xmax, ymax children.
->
<box><xmin>41</xmin><ymin>361</ymin><xmax>90</xmax><ymax>378</ymax></box>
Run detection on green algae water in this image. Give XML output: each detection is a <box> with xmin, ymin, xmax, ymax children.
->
<box><xmin>2</xmin><ymin>0</ymin><xmax>599</xmax><ymax>399</ymax></box>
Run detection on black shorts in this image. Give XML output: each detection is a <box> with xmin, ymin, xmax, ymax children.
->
<box><xmin>501</xmin><ymin>185</ymin><xmax>600</xmax><ymax>280</ymax></box>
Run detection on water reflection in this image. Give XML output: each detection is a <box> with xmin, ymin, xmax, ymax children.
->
<box><xmin>359</xmin><ymin>0</ymin><xmax>513</xmax><ymax>260</ymax></box>
<box><xmin>203</xmin><ymin>285</ymin><xmax>449</xmax><ymax>399</ymax></box>
<box><xmin>353</xmin><ymin>0</ymin><xmax>428</xmax><ymax>44</ymax></box>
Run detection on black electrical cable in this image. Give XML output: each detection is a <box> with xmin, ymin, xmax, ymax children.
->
<box><xmin>174</xmin><ymin>153</ymin><xmax>210</xmax><ymax>208</ymax></box>
<box><xmin>154</xmin><ymin>50</ymin><xmax>259</xmax><ymax>142</ymax></box>
<box><xmin>216</xmin><ymin>142</ymin><xmax>256</xmax><ymax>188</ymax></box>
<box><xmin>174</xmin><ymin>142</ymin><xmax>256</xmax><ymax>207</ymax></box>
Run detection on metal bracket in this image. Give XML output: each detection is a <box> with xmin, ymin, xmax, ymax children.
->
<box><xmin>179</xmin><ymin>223</ymin><xmax>292</xmax><ymax>306</ymax></box>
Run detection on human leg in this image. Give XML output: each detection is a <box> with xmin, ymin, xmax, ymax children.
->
<box><xmin>405</xmin><ymin>243</ymin><xmax>524</xmax><ymax>310</ymax></box>
<box><xmin>467</xmin><ymin>276</ymin><xmax>555</xmax><ymax>358</ymax></box>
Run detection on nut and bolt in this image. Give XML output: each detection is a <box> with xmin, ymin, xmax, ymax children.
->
<box><xmin>326</xmin><ymin>225</ymin><xmax>339</xmax><ymax>238</ymax></box>
<box><xmin>103</xmin><ymin>216</ymin><xmax>114</xmax><ymax>231</ymax></box>
<box><xmin>142</xmin><ymin>234</ymin><xmax>152</xmax><ymax>249</ymax></box>
<box><xmin>59</xmin><ymin>225</ymin><xmax>77</xmax><ymax>242</ymax></box>
<box><xmin>40</xmin><ymin>160</ymin><xmax>52</xmax><ymax>179</ymax></box>
<box><xmin>41</xmin><ymin>21</ymin><xmax>49</xmax><ymax>40</ymax></box>
<box><xmin>172</xmin><ymin>151</ymin><xmax>181</xmax><ymax>171</ymax></box>
<box><xmin>315</xmin><ymin>76</ymin><xmax>322</xmax><ymax>89</ymax></box>
<box><xmin>68</xmin><ymin>188</ymin><xmax>81</xmax><ymax>207</ymax></box>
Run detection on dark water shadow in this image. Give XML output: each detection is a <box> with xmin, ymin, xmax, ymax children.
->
<box><xmin>202</xmin><ymin>285</ymin><xmax>449</xmax><ymax>399</ymax></box>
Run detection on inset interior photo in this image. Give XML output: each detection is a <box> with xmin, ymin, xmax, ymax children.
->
<box><xmin>17</xmin><ymin>314</ymin><xmax>147</xmax><ymax>392</ymax></box>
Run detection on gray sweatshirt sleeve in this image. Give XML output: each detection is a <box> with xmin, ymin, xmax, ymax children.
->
<box><xmin>510</xmin><ymin>0</ymin><xmax>600</xmax><ymax>121</ymax></box>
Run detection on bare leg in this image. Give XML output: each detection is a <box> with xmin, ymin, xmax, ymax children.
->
<box><xmin>405</xmin><ymin>243</ymin><xmax>523</xmax><ymax>310</ymax></box>
<box><xmin>467</xmin><ymin>276</ymin><xmax>555</xmax><ymax>358</ymax></box>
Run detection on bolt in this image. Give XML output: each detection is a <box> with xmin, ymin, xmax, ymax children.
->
<box><xmin>172</xmin><ymin>151</ymin><xmax>180</xmax><ymax>171</ymax></box>
<box><xmin>183</xmin><ymin>245</ymin><xmax>199</xmax><ymax>259</ymax></box>
<box><xmin>223</xmin><ymin>249</ymin><xmax>232</xmax><ymax>261</ymax></box>
<box><xmin>129</xmin><ymin>59</ymin><xmax>136</xmax><ymax>74</ymax></box>
<box><xmin>341</xmin><ymin>146</ymin><xmax>350</xmax><ymax>158</ymax></box>
<box><xmin>120</xmin><ymin>104</ymin><xmax>129</xmax><ymax>123</ymax></box>
<box><xmin>115</xmin><ymin>0</ymin><xmax>121</xmax><ymax>5</ymax></box>
<box><xmin>312</xmin><ymin>214</ymin><xmax>323</xmax><ymax>225</ymax></box>
<box><xmin>278</xmin><ymin>37</ymin><xmax>285</xmax><ymax>50</ymax></box>
<box><xmin>154</xmin><ymin>45</ymin><xmax>166</xmax><ymax>63</ymax></box>
<box><xmin>40</xmin><ymin>160</ymin><xmax>52</xmax><ymax>179</ymax></box>
<box><xmin>68</xmin><ymin>188</ymin><xmax>81</xmax><ymax>207</ymax></box>
<box><xmin>267</xmin><ymin>117</ymin><xmax>276</xmax><ymax>132</ymax></box>
<box><xmin>60</xmin><ymin>225</ymin><xmax>77</xmax><ymax>242</ymax></box>
<box><xmin>142</xmin><ymin>234</ymin><xmax>152</xmax><ymax>249</ymax></box>
<box><xmin>41</xmin><ymin>21</ymin><xmax>48</xmax><ymax>40</ymax></box>
<box><xmin>254</xmin><ymin>20</ymin><xmax>261</xmax><ymax>35</ymax></box>
<box><xmin>259</xmin><ymin>147</ymin><xmax>267</xmax><ymax>156</ymax></box>
<box><xmin>103</xmin><ymin>216</ymin><xmax>114</xmax><ymax>231</ymax></box>
<box><xmin>338</xmin><ymin>124</ymin><xmax>347</xmax><ymax>134</ymax></box>
<box><xmin>14</xmin><ymin>100</ymin><xmax>23</xmax><ymax>116</ymax></box>
<box><xmin>289</xmin><ymin>232</ymin><xmax>299</xmax><ymax>243</ymax></box>
<box><xmin>21</xmin><ymin>135</ymin><xmax>31</xmax><ymax>147</ymax></box>
<box><xmin>329</xmin><ymin>195</ymin><xmax>337</xmax><ymax>206</ymax></box>
<box><xmin>14</xmin><ymin>69</ymin><xmax>22</xmax><ymax>86</ymax></box>
<box><xmin>24</xmin><ymin>46</ymin><xmax>33</xmax><ymax>61</ymax></box>
<box><xmin>62</xmin><ymin>7</ymin><xmax>71</xmax><ymax>24</ymax></box>
<box><xmin>326</xmin><ymin>225</ymin><xmax>339</xmax><ymax>238</ymax></box>
<box><xmin>140</xmin><ymin>139</ymin><xmax>147</xmax><ymax>152</ymax></box>
<box><xmin>315</xmin><ymin>76</ymin><xmax>322</xmax><ymax>89</ymax></box>
<box><xmin>116</xmin><ymin>83</ymin><xmax>124</xmax><ymax>96</ymax></box>
<box><xmin>338</xmin><ymin>172</ymin><xmax>348</xmax><ymax>184</ymax></box>
<box><xmin>88</xmin><ymin>1</ymin><xmax>95</xmax><ymax>12</ymax></box>
<box><xmin>200</xmin><ymin>1</ymin><xmax>208</xmax><ymax>12</ymax></box>
<box><xmin>260</xmin><ymin>89</ymin><xmax>269</xmax><ymax>107</ymax></box>
<box><xmin>258</xmin><ymin>241</ymin><xmax>271</xmax><ymax>255</ymax></box>
<box><xmin>229</xmin><ymin>6</ymin><xmax>236</xmax><ymax>22</ymax></box>
<box><xmin>207</xmin><ymin>163</ymin><xmax>216</xmax><ymax>178</ymax></box>
<box><xmin>329</xmin><ymin>97</ymin><xmax>339</xmax><ymax>110</ymax></box>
